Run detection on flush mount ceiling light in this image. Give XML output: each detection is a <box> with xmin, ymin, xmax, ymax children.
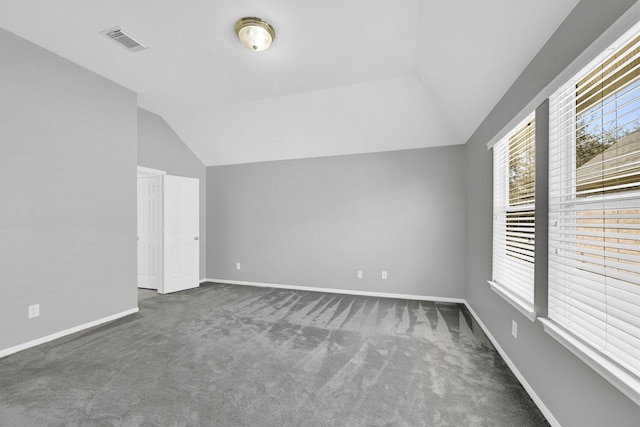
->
<box><xmin>234</xmin><ymin>17</ymin><xmax>275</xmax><ymax>52</ymax></box>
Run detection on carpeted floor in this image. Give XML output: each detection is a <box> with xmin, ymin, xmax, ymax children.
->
<box><xmin>137</xmin><ymin>288</ymin><xmax>159</xmax><ymax>301</ymax></box>
<box><xmin>0</xmin><ymin>283</ymin><xmax>549</xmax><ymax>426</ymax></box>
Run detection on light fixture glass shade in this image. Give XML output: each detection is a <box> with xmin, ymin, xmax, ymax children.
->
<box><xmin>234</xmin><ymin>17</ymin><xmax>275</xmax><ymax>52</ymax></box>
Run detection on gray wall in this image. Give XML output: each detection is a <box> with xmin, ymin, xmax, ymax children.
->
<box><xmin>0</xmin><ymin>29</ymin><xmax>138</xmax><ymax>351</ymax></box>
<box><xmin>137</xmin><ymin>108</ymin><xmax>207</xmax><ymax>278</ymax></box>
<box><xmin>207</xmin><ymin>146</ymin><xmax>466</xmax><ymax>299</ymax></box>
<box><xmin>464</xmin><ymin>1</ymin><xmax>640</xmax><ymax>426</ymax></box>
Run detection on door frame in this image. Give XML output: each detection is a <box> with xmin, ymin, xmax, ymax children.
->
<box><xmin>137</xmin><ymin>166</ymin><xmax>166</xmax><ymax>293</ymax></box>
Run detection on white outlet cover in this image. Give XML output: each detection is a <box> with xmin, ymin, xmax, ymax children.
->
<box><xmin>382</xmin><ymin>271</ymin><xmax>388</xmax><ymax>279</ymax></box>
<box><xmin>236</xmin><ymin>262</ymin><xmax>241</xmax><ymax>270</ymax></box>
<box><xmin>28</xmin><ymin>304</ymin><xmax>40</xmax><ymax>318</ymax></box>
<box><xmin>357</xmin><ymin>271</ymin><xmax>363</xmax><ymax>278</ymax></box>
<box><xmin>512</xmin><ymin>320</ymin><xmax>518</xmax><ymax>338</ymax></box>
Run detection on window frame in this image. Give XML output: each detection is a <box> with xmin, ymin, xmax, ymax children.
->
<box><xmin>546</xmin><ymin>20</ymin><xmax>640</xmax><ymax>405</ymax></box>
<box><xmin>489</xmin><ymin>112</ymin><xmax>538</xmax><ymax>322</ymax></box>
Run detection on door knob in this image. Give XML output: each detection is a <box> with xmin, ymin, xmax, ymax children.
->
<box><xmin>194</xmin><ymin>237</ymin><xmax>199</xmax><ymax>240</ymax></box>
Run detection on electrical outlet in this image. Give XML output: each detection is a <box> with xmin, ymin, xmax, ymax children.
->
<box><xmin>382</xmin><ymin>271</ymin><xmax>388</xmax><ymax>280</ymax></box>
<box><xmin>357</xmin><ymin>270</ymin><xmax>363</xmax><ymax>278</ymax></box>
<box><xmin>512</xmin><ymin>320</ymin><xmax>518</xmax><ymax>339</ymax></box>
<box><xmin>28</xmin><ymin>304</ymin><xmax>40</xmax><ymax>319</ymax></box>
<box><xmin>236</xmin><ymin>262</ymin><xmax>241</xmax><ymax>270</ymax></box>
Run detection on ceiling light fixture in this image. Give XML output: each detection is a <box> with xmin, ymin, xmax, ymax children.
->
<box><xmin>234</xmin><ymin>17</ymin><xmax>275</xmax><ymax>52</ymax></box>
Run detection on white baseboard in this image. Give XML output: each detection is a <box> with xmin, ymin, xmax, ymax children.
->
<box><xmin>0</xmin><ymin>307</ymin><xmax>139</xmax><ymax>359</ymax></box>
<box><xmin>202</xmin><ymin>278</ymin><xmax>465</xmax><ymax>303</ymax></box>
<box><xmin>463</xmin><ymin>302</ymin><xmax>560</xmax><ymax>427</ymax></box>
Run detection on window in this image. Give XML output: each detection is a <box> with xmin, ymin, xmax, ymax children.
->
<box><xmin>547</xmin><ymin>23</ymin><xmax>640</xmax><ymax>402</ymax></box>
<box><xmin>491</xmin><ymin>112</ymin><xmax>537</xmax><ymax>318</ymax></box>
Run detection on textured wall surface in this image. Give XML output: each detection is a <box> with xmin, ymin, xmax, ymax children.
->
<box><xmin>0</xmin><ymin>29</ymin><xmax>138</xmax><ymax>350</ymax></box>
<box><xmin>207</xmin><ymin>147</ymin><xmax>466</xmax><ymax>299</ymax></box>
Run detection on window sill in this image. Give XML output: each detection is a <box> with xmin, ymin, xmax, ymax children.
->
<box><xmin>539</xmin><ymin>318</ymin><xmax>640</xmax><ymax>406</ymax></box>
<box><xmin>487</xmin><ymin>281</ymin><xmax>537</xmax><ymax>322</ymax></box>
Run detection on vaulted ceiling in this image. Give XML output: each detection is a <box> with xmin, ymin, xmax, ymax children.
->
<box><xmin>0</xmin><ymin>0</ymin><xmax>579</xmax><ymax>165</ymax></box>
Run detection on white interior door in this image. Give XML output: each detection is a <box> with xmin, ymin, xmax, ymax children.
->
<box><xmin>137</xmin><ymin>175</ymin><xmax>162</xmax><ymax>290</ymax></box>
<box><xmin>163</xmin><ymin>175</ymin><xmax>199</xmax><ymax>294</ymax></box>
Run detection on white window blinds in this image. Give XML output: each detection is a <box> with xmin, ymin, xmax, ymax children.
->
<box><xmin>548</xmin><ymin>26</ymin><xmax>640</xmax><ymax>379</ymax></box>
<box><xmin>492</xmin><ymin>113</ymin><xmax>536</xmax><ymax>307</ymax></box>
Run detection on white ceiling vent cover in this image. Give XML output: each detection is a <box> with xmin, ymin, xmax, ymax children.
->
<box><xmin>101</xmin><ymin>26</ymin><xmax>149</xmax><ymax>52</ymax></box>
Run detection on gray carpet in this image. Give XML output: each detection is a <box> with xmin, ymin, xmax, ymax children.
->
<box><xmin>137</xmin><ymin>288</ymin><xmax>159</xmax><ymax>302</ymax></box>
<box><xmin>0</xmin><ymin>283</ymin><xmax>549</xmax><ymax>426</ymax></box>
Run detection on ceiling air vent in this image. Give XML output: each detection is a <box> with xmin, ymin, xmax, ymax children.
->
<box><xmin>101</xmin><ymin>26</ymin><xmax>149</xmax><ymax>53</ymax></box>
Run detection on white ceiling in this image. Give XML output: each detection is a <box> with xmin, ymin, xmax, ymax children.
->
<box><xmin>0</xmin><ymin>0</ymin><xmax>579</xmax><ymax>166</ymax></box>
